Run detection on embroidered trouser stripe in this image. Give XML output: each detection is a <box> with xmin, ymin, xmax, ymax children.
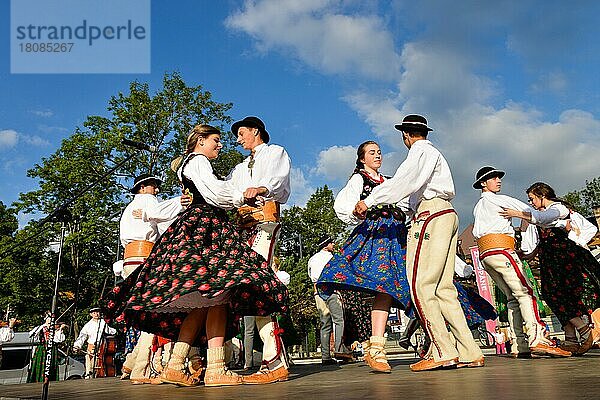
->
<box><xmin>480</xmin><ymin>249</ymin><xmax>545</xmax><ymax>349</ymax></box>
<box><xmin>407</xmin><ymin>199</ymin><xmax>482</xmax><ymax>363</ymax></box>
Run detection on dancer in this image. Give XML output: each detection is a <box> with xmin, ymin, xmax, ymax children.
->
<box><xmin>318</xmin><ymin>140</ymin><xmax>410</xmax><ymax>373</ymax></box>
<box><xmin>228</xmin><ymin>116</ymin><xmax>292</xmax><ymax>384</ymax></box>
<box><xmin>354</xmin><ymin>115</ymin><xmax>484</xmax><ymax>372</ymax></box>
<box><xmin>472</xmin><ymin>166</ymin><xmax>570</xmax><ymax>358</ymax></box>
<box><xmin>308</xmin><ymin>236</ymin><xmax>353</xmax><ymax>366</ymax></box>
<box><xmin>499</xmin><ymin>182</ymin><xmax>600</xmax><ymax>355</ymax></box>
<box><xmin>118</xmin><ymin>174</ymin><xmax>188</xmax><ymax>384</ymax></box>
<box><xmin>103</xmin><ymin>124</ymin><xmax>288</xmax><ymax>387</ymax></box>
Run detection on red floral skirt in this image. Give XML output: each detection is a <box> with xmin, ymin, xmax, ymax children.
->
<box><xmin>102</xmin><ymin>203</ymin><xmax>289</xmax><ymax>340</ymax></box>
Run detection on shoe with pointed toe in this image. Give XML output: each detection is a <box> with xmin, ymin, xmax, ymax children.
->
<box><xmin>410</xmin><ymin>357</ymin><xmax>458</xmax><ymax>372</ymax></box>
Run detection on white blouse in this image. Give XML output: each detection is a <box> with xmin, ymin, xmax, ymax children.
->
<box><xmin>178</xmin><ymin>153</ymin><xmax>237</xmax><ymax>210</ymax></box>
<box><xmin>529</xmin><ymin>202</ymin><xmax>569</xmax><ymax>228</ymax></box>
<box><xmin>227</xmin><ymin>143</ymin><xmax>291</xmax><ymax>207</ymax></box>
<box><xmin>334</xmin><ymin>173</ymin><xmax>369</xmax><ymax>225</ymax></box>
<box><xmin>363</xmin><ymin>140</ymin><xmax>455</xmax><ymax>212</ymax></box>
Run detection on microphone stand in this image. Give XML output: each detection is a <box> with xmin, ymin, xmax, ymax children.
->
<box><xmin>42</xmin><ymin>220</ymin><xmax>67</xmax><ymax>400</ymax></box>
<box><xmin>40</xmin><ymin>151</ymin><xmax>138</xmax><ymax>400</ymax></box>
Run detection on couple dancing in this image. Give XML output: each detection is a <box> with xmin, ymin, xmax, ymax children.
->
<box><xmin>103</xmin><ymin>117</ymin><xmax>292</xmax><ymax>387</ymax></box>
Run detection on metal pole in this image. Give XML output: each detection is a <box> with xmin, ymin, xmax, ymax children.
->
<box><xmin>298</xmin><ymin>233</ymin><xmax>303</xmax><ymax>259</ymax></box>
<box><xmin>41</xmin><ymin>223</ymin><xmax>66</xmax><ymax>400</ymax></box>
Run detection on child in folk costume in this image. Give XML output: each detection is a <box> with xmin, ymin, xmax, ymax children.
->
<box><xmin>500</xmin><ymin>182</ymin><xmax>600</xmax><ymax>355</ymax></box>
<box><xmin>354</xmin><ymin>115</ymin><xmax>483</xmax><ymax>372</ymax></box>
<box><xmin>472</xmin><ymin>167</ymin><xmax>570</xmax><ymax>358</ymax></box>
<box><xmin>103</xmin><ymin>125</ymin><xmax>288</xmax><ymax>387</ymax></box>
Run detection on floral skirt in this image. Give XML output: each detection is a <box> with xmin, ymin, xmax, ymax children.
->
<box><xmin>103</xmin><ymin>203</ymin><xmax>289</xmax><ymax>340</ymax></box>
<box><xmin>316</xmin><ymin>216</ymin><xmax>495</xmax><ymax>332</ymax></box>
<box><xmin>338</xmin><ymin>290</ymin><xmax>373</xmax><ymax>344</ymax></box>
<box><xmin>538</xmin><ymin>228</ymin><xmax>600</xmax><ymax>325</ymax></box>
<box><xmin>317</xmin><ymin>216</ymin><xmax>410</xmax><ymax>307</ymax></box>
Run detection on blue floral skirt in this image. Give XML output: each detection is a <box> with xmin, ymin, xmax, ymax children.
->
<box><xmin>317</xmin><ymin>216</ymin><xmax>410</xmax><ymax>307</ymax></box>
<box><xmin>317</xmin><ymin>216</ymin><xmax>495</xmax><ymax>328</ymax></box>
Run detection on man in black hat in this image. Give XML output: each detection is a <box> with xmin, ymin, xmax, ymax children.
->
<box><xmin>307</xmin><ymin>236</ymin><xmax>352</xmax><ymax>365</ymax></box>
<box><xmin>73</xmin><ymin>307</ymin><xmax>117</xmax><ymax>378</ymax></box>
<box><xmin>472</xmin><ymin>166</ymin><xmax>570</xmax><ymax>358</ymax></box>
<box><xmin>118</xmin><ymin>173</ymin><xmax>191</xmax><ymax>383</ymax></box>
<box><xmin>354</xmin><ymin>114</ymin><xmax>484</xmax><ymax>372</ymax></box>
<box><xmin>228</xmin><ymin>116</ymin><xmax>292</xmax><ymax>384</ymax></box>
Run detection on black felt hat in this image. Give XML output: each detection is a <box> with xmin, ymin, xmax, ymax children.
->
<box><xmin>231</xmin><ymin>116</ymin><xmax>270</xmax><ymax>143</ymax></box>
<box><xmin>316</xmin><ymin>235</ymin><xmax>333</xmax><ymax>249</ymax></box>
<box><xmin>130</xmin><ymin>174</ymin><xmax>162</xmax><ymax>194</ymax></box>
<box><xmin>394</xmin><ymin>114</ymin><xmax>433</xmax><ymax>133</ymax></box>
<box><xmin>473</xmin><ymin>166</ymin><xmax>505</xmax><ymax>189</ymax></box>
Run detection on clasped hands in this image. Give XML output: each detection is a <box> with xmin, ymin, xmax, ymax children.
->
<box><xmin>353</xmin><ymin>200</ymin><xmax>368</xmax><ymax>220</ymax></box>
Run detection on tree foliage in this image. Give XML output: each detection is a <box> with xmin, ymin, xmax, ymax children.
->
<box><xmin>564</xmin><ymin>176</ymin><xmax>600</xmax><ymax>217</ymax></box>
<box><xmin>1</xmin><ymin>72</ymin><xmax>239</xmax><ymax>330</ymax></box>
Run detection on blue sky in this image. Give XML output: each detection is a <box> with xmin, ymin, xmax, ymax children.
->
<box><xmin>1</xmin><ymin>0</ymin><xmax>600</xmax><ymax>229</ymax></box>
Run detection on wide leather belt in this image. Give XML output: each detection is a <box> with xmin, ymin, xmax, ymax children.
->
<box><xmin>237</xmin><ymin>201</ymin><xmax>280</xmax><ymax>229</ymax></box>
<box><xmin>477</xmin><ymin>233</ymin><xmax>515</xmax><ymax>253</ymax></box>
<box><xmin>124</xmin><ymin>240</ymin><xmax>154</xmax><ymax>259</ymax></box>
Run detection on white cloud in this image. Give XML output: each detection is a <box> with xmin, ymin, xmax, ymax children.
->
<box><xmin>0</xmin><ymin>129</ymin><xmax>51</xmax><ymax>150</ymax></box>
<box><xmin>225</xmin><ymin>0</ymin><xmax>401</xmax><ymax>81</ymax></box>
<box><xmin>30</xmin><ymin>109</ymin><xmax>54</xmax><ymax>118</ymax></box>
<box><xmin>312</xmin><ymin>145</ymin><xmax>357</xmax><ymax>182</ymax></box>
<box><xmin>286</xmin><ymin>167</ymin><xmax>315</xmax><ymax>207</ymax></box>
<box><xmin>226</xmin><ymin>1</ymin><xmax>600</xmax><ymax>223</ymax></box>
<box><xmin>37</xmin><ymin>125</ymin><xmax>69</xmax><ymax>134</ymax></box>
<box><xmin>530</xmin><ymin>71</ymin><xmax>568</xmax><ymax>94</ymax></box>
<box><xmin>22</xmin><ymin>135</ymin><xmax>51</xmax><ymax>147</ymax></box>
<box><xmin>0</xmin><ymin>130</ymin><xmax>19</xmax><ymax>149</ymax></box>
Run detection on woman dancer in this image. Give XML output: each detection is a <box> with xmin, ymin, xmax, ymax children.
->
<box><xmin>318</xmin><ymin>141</ymin><xmax>410</xmax><ymax>373</ymax></box>
<box><xmin>103</xmin><ymin>125</ymin><xmax>288</xmax><ymax>386</ymax></box>
<box><xmin>500</xmin><ymin>182</ymin><xmax>600</xmax><ymax>355</ymax></box>
<box><xmin>318</xmin><ymin>141</ymin><xmax>495</xmax><ymax>372</ymax></box>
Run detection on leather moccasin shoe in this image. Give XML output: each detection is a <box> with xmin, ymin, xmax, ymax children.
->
<box><xmin>575</xmin><ymin>331</ymin><xmax>594</xmax><ymax>356</ymax></box>
<box><xmin>242</xmin><ymin>366</ymin><xmax>289</xmax><ymax>385</ymax></box>
<box><xmin>457</xmin><ymin>357</ymin><xmax>485</xmax><ymax>368</ymax></box>
<box><xmin>159</xmin><ymin>368</ymin><xmax>200</xmax><ymax>387</ymax></box>
<box><xmin>530</xmin><ymin>342</ymin><xmax>571</xmax><ymax>357</ymax></box>
<box><xmin>410</xmin><ymin>357</ymin><xmax>458</xmax><ymax>372</ymax></box>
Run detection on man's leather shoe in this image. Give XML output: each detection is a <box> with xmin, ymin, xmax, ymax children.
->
<box><xmin>321</xmin><ymin>358</ymin><xmax>339</xmax><ymax>366</ymax></box>
<box><xmin>242</xmin><ymin>366</ymin><xmax>289</xmax><ymax>384</ymax></box>
<box><xmin>530</xmin><ymin>342</ymin><xmax>571</xmax><ymax>357</ymax></box>
<box><xmin>334</xmin><ymin>352</ymin><xmax>354</xmax><ymax>363</ymax></box>
<box><xmin>457</xmin><ymin>356</ymin><xmax>485</xmax><ymax>368</ymax></box>
<box><xmin>410</xmin><ymin>357</ymin><xmax>458</xmax><ymax>372</ymax></box>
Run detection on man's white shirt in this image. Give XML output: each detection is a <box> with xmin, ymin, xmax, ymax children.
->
<box><xmin>227</xmin><ymin>143</ymin><xmax>291</xmax><ymax>207</ymax></box>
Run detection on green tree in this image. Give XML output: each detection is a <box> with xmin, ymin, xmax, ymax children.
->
<box><xmin>3</xmin><ymin>72</ymin><xmax>240</xmax><ymax>329</ymax></box>
<box><xmin>564</xmin><ymin>177</ymin><xmax>600</xmax><ymax>216</ymax></box>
